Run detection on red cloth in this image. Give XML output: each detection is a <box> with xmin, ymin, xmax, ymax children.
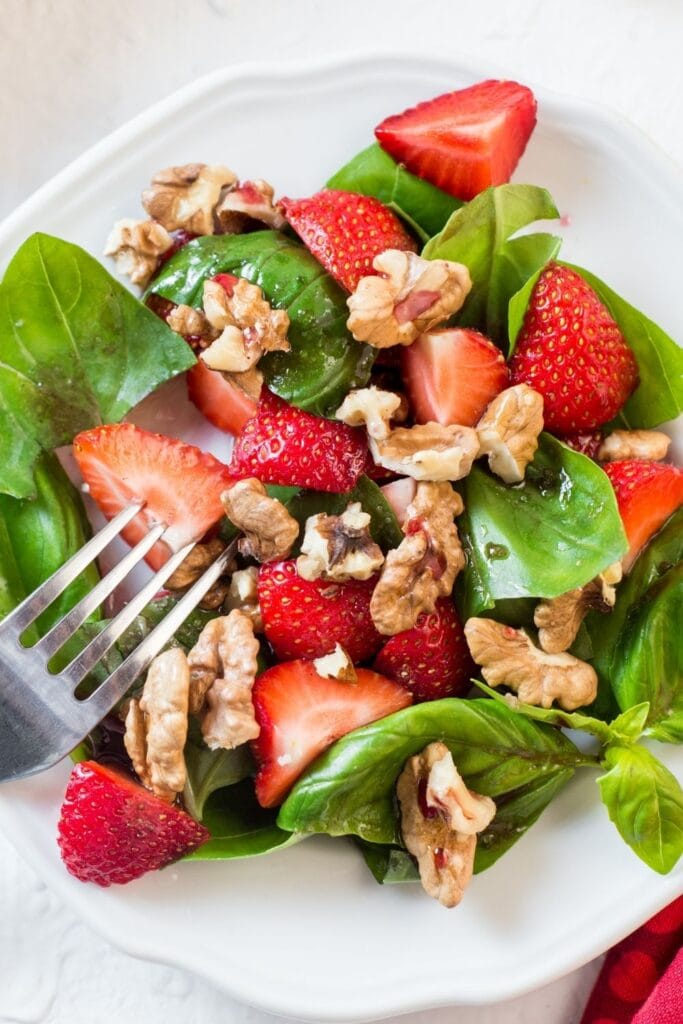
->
<box><xmin>580</xmin><ymin>897</ymin><xmax>683</xmax><ymax>1024</ymax></box>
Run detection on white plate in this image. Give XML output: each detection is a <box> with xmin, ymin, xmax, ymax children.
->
<box><xmin>0</xmin><ymin>54</ymin><xmax>681</xmax><ymax>1023</ymax></box>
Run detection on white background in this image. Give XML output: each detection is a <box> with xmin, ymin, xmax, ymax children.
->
<box><xmin>1</xmin><ymin>1</ymin><xmax>681</xmax><ymax>1022</ymax></box>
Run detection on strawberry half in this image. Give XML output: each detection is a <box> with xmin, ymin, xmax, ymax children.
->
<box><xmin>401</xmin><ymin>327</ymin><xmax>509</xmax><ymax>427</ymax></box>
<box><xmin>280</xmin><ymin>189</ymin><xmax>417</xmax><ymax>293</ymax></box>
<box><xmin>74</xmin><ymin>423</ymin><xmax>234</xmax><ymax>570</ymax></box>
<box><xmin>562</xmin><ymin>430</ymin><xmax>604</xmax><ymax>461</ymax></box>
<box><xmin>375</xmin><ymin>79</ymin><xmax>537</xmax><ymax>201</ymax></box>
<box><xmin>252</xmin><ymin>660</ymin><xmax>412</xmax><ymax>806</ymax></box>
<box><xmin>373</xmin><ymin>599</ymin><xmax>474</xmax><ymax>702</ymax></box>
<box><xmin>187</xmin><ymin>359</ymin><xmax>258</xmax><ymax>436</ymax></box>
<box><xmin>230</xmin><ymin>389</ymin><xmax>369</xmax><ymax>493</ymax></box>
<box><xmin>57</xmin><ymin>761</ymin><xmax>209</xmax><ymax>886</ymax></box>
<box><xmin>509</xmin><ymin>263</ymin><xmax>639</xmax><ymax>434</ymax></box>
<box><xmin>258</xmin><ymin>559</ymin><xmax>382</xmax><ymax>663</ymax></box>
<box><xmin>603</xmin><ymin>460</ymin><xmax>683</xmax><ymax>570</ymax></box>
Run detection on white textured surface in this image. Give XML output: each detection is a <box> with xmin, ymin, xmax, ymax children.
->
<box><xmin>1</xmin><ymin>2</ymin><xmax>681</xmax><ymax>1022</ymax></box>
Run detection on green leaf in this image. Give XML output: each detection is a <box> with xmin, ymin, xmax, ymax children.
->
<box><xmin>456</xmin><ymin>434</ymin><xmax>628</xmax><ymax>618</ymax></box>
<box><xmin>285</xmin><ymin>474</ymin><xmax>403</xmax><ymax>555</ymax></box>
<box><xmin>326</xmin><ymin>143</ymin><xmax>462</xmax><ymax>241</ymax></box>
<box><xmin>183</xmin><ymin>719</ymin><xmax>254</xmax><ymax>819</ymax></box>
<box><xmin>278</xmin><ymin>698</ymin><xmax>586</xmax><ymax>846</ymax></box>
<box><xmin>422</xmin><ymin>185</ymin><xmax>560</xmax><ymax>345</ymax></box>
<box><xmin>184</xmin><ymin>779</ymin><xmax>300</xmax><ymax>860</ymax></box>
<box><xmin>354</xmin><ymin>839</ymin><xmax>420</xmax><ymax>884</ymax></box>
<box><xmin>507</xmin><ymin>264</ymin><xmax>546</xmax><ymax>355</ymax></box>
<box><xmin>147</xmin><ymin>231</ymin><xmax>375</xmax><ymax>417</ymax></box>
<box><xmin>0</xmin><ymin>233</ymin><xmax>195</xmax><ymax>498</ymax></box>
<box><xmin>610</xmin><ymin>704</ymin><xmax>652</xmax><ymax>744</ymax></box>
<box><xmin>598</xmin><ymin>744</ymin><xmax>683</xmax><ymax>874</ymax></box>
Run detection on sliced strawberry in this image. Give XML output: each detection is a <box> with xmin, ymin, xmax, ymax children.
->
<box><xmin>280</xmin><ymin>189</ymin><xmax>417</xmax><ymax>293</ymax></box>
<box><xmin>187</xmin><ymin>359</ymin><xmax>258</xmax><ymax>436</ymax></box>
<box><xmin>375</xmin><ymin>80</ymin><xmax>537</xmax><ymax>201</ymax></box>
<box><xmin>509</xmin><ymin>263</ymin><xmax>639</xmax><ymax>434</ymax></box>
<box><xmin>401</xmin><ymin>327</ymin><xmax>509</xmax><ymax>427</ymax></box>
<box><xmin>603</xmin><ymin>460</ymin><xmax>683</xmax><ymax>570</ymax></box>
<box><xmin>258</xmin><ymin>559</ymin><xmax>382</xmax><ymax>663</ymax></box>
<box><xmin>562</xmin><ymin>430</ymin><xmax>604</xmax><ymax>461</ymax></box>
<box><xmin>57</xmin><ymin>761</ymin><xmax>209</xmax><ymax>886</ymax></box>
<box><xmin>252</xmin><ymin>661</ymin><xmax>412</xmax><ymax>806</ymax></box>
<box><xmin>74</xmin><ymin>423</ymin><xmax>234</xmax><ymax>570</ymax></box>
<box><xmin>380</xmin><ymin>477</ymin><xmax>417</xmax><ymax>526</ymax></box>
<box><xmin>230</xmin><ymin>389</ymin><xmax>369</xmax><ymax>493</ymax></box>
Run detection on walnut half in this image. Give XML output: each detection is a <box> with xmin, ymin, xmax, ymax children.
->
<box><xmin>141</xmin><ymin>162</ymin><xmax>237</xmax><ymax>235</ymax></box>
<box><xmin>221</xmin><ymin>478</ymin><xmax>299</xmax><ymax>563</ymax></box>
<box><xmin>201</xmin><ymin>277</ymin><xmax>290</xmax><ymax>373</ymax></box>
<box><xmin>297</xmin><ymin>502</ymin><xmax>384</xmax><ymax>582</ymax></box>
<box><xmin>370</xmin><ymin>423</ymin><xmax>479</xmax><ymax>482</ymax></box>
<box><xmin>104</xmin><ymin>218</ymin><xmax>173</xmax><ymax>287</ymax></box>
<box><xmin>534</xmin><ymin>562</ymin><xmax>622</xmax><ymax>654</ymax></box>
<box><xmin>335</xmin><ymin>386</ymin><xmax>406</xmax><ymax>440</ymax></box>
<box><xmin>598</xmin><ymin>429</ymin><xmax>671</xmax><ymax>463</ymax></box>
<box><xmin>476</xmin><ymin>384</ymin><xmax>544</xmax><ymax>483</ymax></box>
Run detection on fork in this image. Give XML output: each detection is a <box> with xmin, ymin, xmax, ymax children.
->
<box><xmin>0</xmin><ymin>501</ymin><xmax>237</xmax><ymax>783</ymax></box>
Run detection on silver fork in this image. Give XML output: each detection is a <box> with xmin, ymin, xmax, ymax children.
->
<box><xmin>0</xmin><ymin>501</ymin><xmax>237</xmax><ymax>783</ymax></box>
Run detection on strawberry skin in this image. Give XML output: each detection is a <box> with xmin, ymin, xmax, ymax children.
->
<box><xmin>373</xmin><ymin>599</ymin><xmax>474</xmax><ymax>702</ymax></box>
<box><xmin>258</xmin><ymin>559</ymin><xmax>383</xmax><ymax>663</ymax></box>
<box><xmin>562</xmin><ymin>430</ymin><xmax>604</xmax><ymax>461</ymax></box>
<box><xmin>187</xmin><ymin>359</ymin><xmax>258</xmax><ymax>436</ymax></box>
<box><xmin>375</xmin><ymin>79</ymin><xmax>537</xmax><ymax>201</ymax></box>
<box><xmin>57</xmin><ymin>761</ymin><xmax>209</xmax><ymax>886</ymax></box>
<box><xmin>74</xmin><ymin>423</ymin><xmax>234</xmax><ymax>570</ymax></box>
<box><xmin>509</xmin><ymin>263</ymin><xmax>639</xmax><ymax>434</ymax></box>
<box><xmin>230</xmin><ymin>389</ymin><xmax>369</xmax><ymax>493</ymax></box>
<box><xmin>603</xmin><ymin>460</ymin><xmax>683</xmax><ymax>570</ymax></box>
<box><xmin>252</xmin><ymin>660</ymin><xmax>412</xmax><ymax>806</ymax></box>
<box><xmin>401</xmin><ymin>327</ymin><xmax>509</xmax><ymax>427</ymax></box>
<box><xmin>280</xmin><ymin>189</ymin><xmax>417</xmax><ymax>293</ymax></box>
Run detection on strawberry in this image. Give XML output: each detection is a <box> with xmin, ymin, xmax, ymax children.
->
<box><xmin>401</xmin><ymin>327</ymin><xmax>509</xmax><ymax>427</ymax></box>
<box><xmin>373</xmin><ymin>599</ymin><xmax>474</xmax><ymax>702</ymax></box>
<box><xmin>258</xmin><ymin>559</ymin><xmax>382</xmax><ymax>663</ymax></box>
<box><xmin>280</xmin><ymin>189</ymin><xmax>417</xmax><ymax>293</ymax></box>
<box><xmin>375</xmin><ymin>79</ymin><xmax>537</xmax><ymax>201</ymax></box>
<box><xmin>380</xmin><ymin>477</ymin><xmax>417</xmax><ymax>526</ymax></box>
<box><xmin>603</xmin><ymin>460</ymin><xmax>683</xmax><ymax>570</ymax></box>
<box><xmin>509</xmin><ymin>263</ymin><xmax>639</xmax><ymax>434</ymax></box>
<box><xmin>230</xmin><ymin>389</ymin><xmax>369</xmax><ymax>493</ymax></box>
<box><xmin>57</xmin><ymin>761</ymin><xmax>209</xmax><ymax>886</ymax></box>
<box><xmin>252</xmin><ymin>660</ymin><xmax>412</xmax><ymax>806</ymax></box>
<box><xmin>187</xmin><ymin>359</ymin><xmax>258</xmax><ymax>436</ymax></box>
<box><xmin>74</xmin><ymin>423</ymin><xmax>234</xmax><ymax>570</ymax></box>
<box><xmin>562</xmin><ymin>430</ymin><xmax>604</xmax><ymax>461</ymax></box>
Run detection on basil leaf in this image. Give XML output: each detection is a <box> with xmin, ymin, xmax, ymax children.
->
<box><xmin>507</xmin><ymin>264</ymin><xmax>545</xmax><ymax>355</ymax></box>
<box><xmin>183</xmin><ymin>719</ymin><xmax>253</xmax><ymax>820</ymax></box>
<box><xmin>355</xmin><ymin>839</ymin><xmax>419</xmax><ymax>884</ymax></box>
<box><xmin>138</xmin><ymin>595</ymin><xmax>219</xmax><ymax>651</ymax></box>
<box><xmin>598</xmin><ymin>745</ymin><xmax>683</xmax><ymax>874</ymax></box>
<box><xmin>285</xmin><ymin>474</ymin><xmax>403</xmax><ymax>555</ymax></box>
<box><xmin>148</xmin><ymin>231</ymin><xmax>375</xmax><ymax>417</ymax></box>
<box><xmin>0</xmin><ymin>233</ymin><xmax>195</xmax><ymax>499</ymax></box>
<box><xmin>457</xmin><ymin>434</ymin><xmax>628</xmax><ymax>618</ymax></box>
<box><xmin>326</xmin><ymin>143</ymin><xmax>462</xmax><ymax>241</ymax></box>
<box><xmin>278</xmin><ymin>698</ymin><xmax>586</xmax><ymax>846</ymax></box>
<box><xmin>422</xmin><ymin>185</ymin><xmax>560</xmax><ymax>346</ymax></box>
<box><xmin>184</xmin><ymin>779</ymin><xmax>299</xmax><ymax>860</ymax></box>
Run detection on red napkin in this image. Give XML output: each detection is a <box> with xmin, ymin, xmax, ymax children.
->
<box><xmin>580</xmin><ymin>897</ymin><xmax>683</xmax><ymax>1024</ymax></box>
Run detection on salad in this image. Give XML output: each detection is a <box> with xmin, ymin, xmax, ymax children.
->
<box><xmin>1</xmin><ymin>78</ymin><xmax>682</xmax><ymax>907</ymax></box>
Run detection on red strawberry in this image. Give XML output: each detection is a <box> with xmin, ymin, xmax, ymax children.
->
<box><xmin>280</xmin><ymin>189</ymin><xmax>417</xmax><ymax>293</ymax></box>
<box><xmin>375</xmin><ymin>80</ymin><xmax>537</xmax><ymax>201</ymax></box>
<box><xmin>258</xmin><ymin>559</ymin><xmax>382</xmax><ymax>663</ymax></box>
<box><xmin>252</xmin><ymin>661</ymin><xmax>412</xmax><ymax>806</ymax></box>
<box><xmin>74</xmin><ymin>423</ymin><xmax>234</xmax><ymax>570</ymax></box>
<box><xmin>401</xmin><ymin>327</ymin><xmax>509</xmax><ymax>427</ymax></box>
<box><xmin>155</xmin><ymin>229</ymin><xmax>198</xmax><ymax>272</ymax></box>
<box><xmin>509</xmin><ymin>263</ymin><xmax>639</xmax><ymax>434</ymax></box>
<box><xmin>230</xmin><ymin>389</ymin><xmax>369</xmax><ymax>493</ymax></box>
<box><xmin>380</xmin><ymin>477</ymin><xmax>417</xmax><ymax>526</ymax></box>
<box><xmin>57</xmin><ymin>761</ymin><xmax>209</xmax><ymax>886</ymax></box>
<box><xmin>373</xmin><ymin>599</ymin><xmax>474</xmax><ymax>702</ymax></box>
<box><xmin>187</xmin><ymin>359</ymin><xmax>258</xmax><ymax>436</ymax></box>
<box><xmin>562</xmin><ymin>430</ymin><xmax>604</xmax><ymax>461</ymax></box>
<box><xmin>603</xmin><ymin>460</ymin><xmax>683</xmax><ymax>570</ymax></box>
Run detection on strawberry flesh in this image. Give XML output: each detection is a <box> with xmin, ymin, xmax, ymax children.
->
<box><xmin>603</xmin><ymin>460</ymin><xmax>683</xmax><ymax>570</ymax></box>
<box><xmin>187</xmin><ymin>359</ymin><xmax>258</xmax><ymax>436</ymax></box>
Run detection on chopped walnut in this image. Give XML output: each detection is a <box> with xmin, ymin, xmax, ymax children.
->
<box><xmin>216</xmin><ymin>179</ymin><xmax>286</xmax><ymax>233</ymax></box>
<box><xmin>123</xmin><ymin>648</ymin><xmax>190</xmax><ymax>802</ymax></box>
<box><xmin>476</xmin><ymin>385</ymin><xmax>544</xmax><ymax>483</ymax></box>
<box><xmin>166</xmin><ymin>538</ymin><xmax>227</xmax><ymax>590</ymax></box>
<box><xmin>347</xmin><ymin>250</ymin><xmax>472</xmax><ymax>348</ymax></box>
<box><xmin>297</xmin><ymin>502</ymin><xmax>384</xmax><ymax>582</ymax></box>
<box><xmin>313</xmin><ymin>643</ymin><xmax>357</xmax><ymax>682</ymax></box>
<box><xmin>141</xmin><ymin>163</ymin><xmax>236</xmax><ymax>235</ymax></box>
<box><xmin>370</xmin><ymin>482</ymin><xmax>465</xmax><ymax>634</ymax></box>
<box><xmin>598</xmin><ymin>429</ymin><xmax>671</xmax><ymax>463</ymax></box>
<box><xmin>370</xmin><ymin>423</ymin><xmax>479</xmax><ymax>482</ymax></box>
<box><xmin>464</xmin><ymin>618</ymin><xmax>598</xmax><ymax>711</ymax></box>
<box><xmin>335</xmin><ymin>386</ymin><xmax>406</xmax><ymax>440</ymax></box>
<box><xmin>226</xmin><ymin>566</ymin><xmax>262</xmax><ymax>631</ymax></box>
<box><xmin>534</xmin><ymin>562</ymin><xmax>622</xmax><ymax>654</ymax></box>
<box><xmin>397</xmin><ymin>742</ymin><xmax>495</xmax><ymax>908</ymax></box>
<box><xmin>166</xmin><ymin>303</ymin><xmax>213</xmax><ymax>339</ymax></box>
<box><xmin>200</xmin><ymin>277</ymin><xmax>290</xmax><ymax>373</ymax></box>
<box><xmin>221</xmin><ymin>478</ymin><xmax>299</xmax><ymax>563</ymax></box>
<box><xmin>103</xmin><ymin>218</ymin><xmax>173</xmax><ymax>287</ymax></box>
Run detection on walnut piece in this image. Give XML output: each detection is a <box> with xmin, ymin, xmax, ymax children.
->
<box><xmin>216</xmin><ymin>179</ymin><xmax>286</xmax><ymax>233</ymax></box>
<box><xmin>476</xmin><ymin>384</ymin><xmax>544</xmax><ymax>483</ymax></box>
<box><xmin>313</xmin><ymin>643</ymin><xmax>357</xmax><ymax>682</ymax></box>
<box><xmin>124</xmin><ymin>648</ymin><xmax>190</xmax><ymax>802</ymax></box>
<box><xmin>370</xmin><ymin>482</ymin><xmax>465</xmax><ymax>634</ymax></box>
<box><xmin>166</xmin><ymin>538</ymin><xmax>227</xmax><ymax>590</ymax></box>
<box><xmin>464</xmin><ymin>618</ymin><xmax>598</xmax><ymax>711</ymax></box>
<box><xmin>297</xmin><ymin>502</ymin><xmax>384</xmax><ymax>582</ymax></box>
<box><xmin>222</xmin><ymin>478</ymin><xmax>299</xmax><ymax>563</ymax></box>
<box><xmin>166</xmin><ymin>303</ymin><xmax>212</xmax><ymax>339</ymax></box>
<box><xmin>335</xmin><ymin>386</ymin><xmax>406</xmax><ymax>440</ymax></box>
<box><xmin>347</xmin><ymin>250</ymin><xmax>472</xmax><ymax>348</ymax></box>
<box><xmin>226</xmin><ymin>566</ymin><xmax>262</xmax><ymax>631</ymax></box>
<box><xmin>598</xmin><ymin>429</ymin><xmax>671</xmax><ymax>463</ymax></box>
<box><xmin>534</xmin><ymin>563</ymin><xmax>622</xmax><ymax>654</ymax></box>
<box><xmin>370</xmin><ymin>423</ymin><xmax>479</xmax><ymax>482</ymax></box>
<box><xmin>103</xmin><ymin>218</ymin><xmax>173</xmax><ymax>287</ymax></box>
<box><xmin>397</xmin><ymin>742</ymin><xmax>495</xmax><ymax>908</ymax></box>
<box><xmin>201</xmin><ymin>277</ymin><xmax>290</xmax><ymax>373</ymax></box>
<box><xmin>141</xmin><ymin>163</ymin><xmax>236</xmax><ymax>235</ymax></box>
